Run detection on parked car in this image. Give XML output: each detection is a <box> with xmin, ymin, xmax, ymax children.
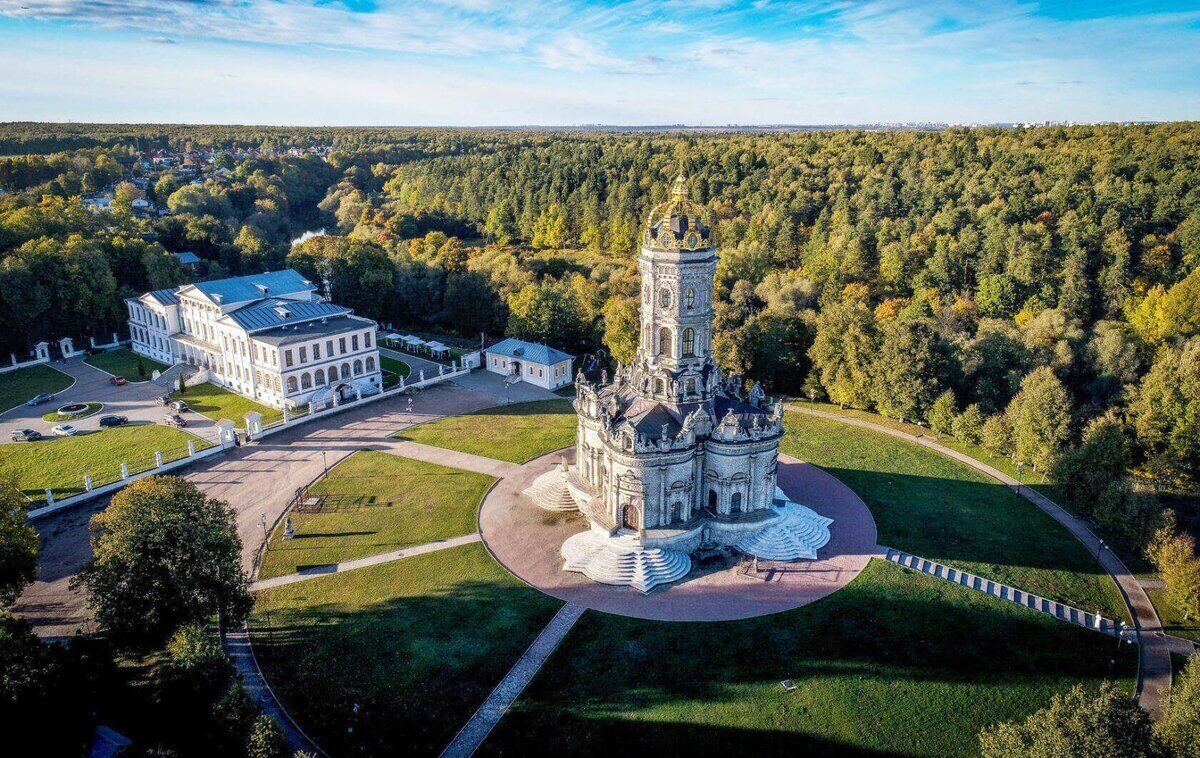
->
<box><xmin>98</xmin><ymin>415</ymin><xmax>128</xmax><ymax>428</ymax></box>
<box><xmin>26</xmin><ymin>392</ymin><xmax>55</xmax><ymax>406</ymax></box>
<box><xmin>109</xmin><ymin>376</ymin><xmax>127</xmax><ymax>386</ymax></box>
<box><xmin>156</xmin><ymin>394</ymin><xmax>172</xmax><ymax>406</ymax></box>
<box><xmin>162</xmin><ymin>413</ymin><xmax>187</xmax><ymax>428</ymax></box>
<box><xmin>51</xmin><ymin>424</ymin><xmax>78</xmax><ymax>437</ymax></box>
<box><xmin>170</xmin><ymin>400</ymin><xmax>189</xmax><ymax>412</ymax></box>
<box><xmin>9</xmin><ymin>429</ymin><xmax>42</xmax><ymax>442</ymax></box>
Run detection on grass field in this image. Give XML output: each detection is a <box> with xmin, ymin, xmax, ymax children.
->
<box><xmin>395</xmin><ymin>399</ymin><xmax>576</xmax><ymax>463</ymax></box>
<box><xmin>41</xmin><ymin>401</ymin><xmax>103</xmax><ymax>422</ymax></box>
<box><xmin>0</xmin><ymin>364</ymin><xmax>72</xmax><ymax>411</ymax></box>
<box><xmin>486</xmin><ymin>560</ymin><xmax>1137</xmax><ymax>757</ymax></box>
<box><xmin>783</xmin><ymin>411</ymin><xmax>1127</xmax><ymax>620</ymax></box>
<box><xmin>84</xmin><ymin>348</ymin><xmax>168</xmax><ymax>381</ymax></box>
<box><xmin>0</xmin><ymin>424</ymin><xmax>212</xmax><ymax>501</ymax></box>
<box><xmin>257</xmin><ymin>450</ymin><xmax>494</xmax><ymax>579</ymax></box>
<box><xmin>250</xmin><ymin>542</ymin><xmax>562</xmax><ymax>756</ymax></box>
<box><xmin>381</xmin><ymin>355</ymin><xmax>411</xmax><ymax>389</ymax></box>
<box><xmin>171</xmin><ymin>382</ymin><xmax>282</xmax><ymax>428</ymax></box>
<box><xmin>1146</xmin><ymin>586</ymin><xmax>1200</xmax><ymax>643</ymax></box>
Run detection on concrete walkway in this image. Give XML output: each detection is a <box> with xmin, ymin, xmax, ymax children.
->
<box><xmin>790</xmin><ymin>404</ymin><xmax>1174</xmax><ymax>717</ymax></box>
<box><xmin>250</xmin><ymin>533</ymin><xmax>482</xmax><ymax>591</ymax></box>
<box><xmin>381</xmin><ymin>439</ymin><xmax>520</xmax><ymax>478</ymax></box>
<box><xmin>223</xmin><ymin>628</ymin><xmax>325</xmax><ymax>756</ymax></box>
<box><xmin>441</xmin><ymin>602</ymin><xmax>586</xmax><ymax>757</ymax></box>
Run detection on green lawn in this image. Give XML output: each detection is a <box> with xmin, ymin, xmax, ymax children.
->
<box><xmin>0</xmin><ymin>364</ymin><xmax>72</xmax><ymax>411</ymax></box>
<box><xmin>395</xmin><ymin>399</ymin><xmax>576</xmax><ymax>463</ymax></box>
<box><xmin>257</xmin><ymin>450</ymin><xmax>494</xmax><ymax>579</ymax></box>
<box><xmin>250</xmin><ymin>542</ymin><xmax>561</xmax><ymax>756</ymax></box>
<box><xmin>381</xmin><ymin>355</ymin><xmax>411</xmax><ymax>378</ymax></box>
<box><xmin>171</xmin><ymin>382</ymin><xmax>282</xmax><ymax>428</ymax></box>
<box><xmin>783</xmin><ymin>411</ymin><xmax>1127</xmax><ymax>621</ymax></box>
<box><xmin>0</xmin><ymin>425</ymin><xmax>212</xmax><ymax>501</ymax></box>
<box><xmin>41</xmin><ymin>401</ymin><xmax>103</xmax><ymax>423</ymax></box>
<box><xmin>1146</xmin><ymin>586</ymin><xmax>1200</xmax><ymax>643</ymax></box>
<box><xmin>486</xmin><ymin>560</ymin><xmax>1136</xmax><ymax>757</ymax></box>
<box><xmin>84</xmin><ymin>348</ymin><xmax>168</xmax><ymax>381</ymax></box>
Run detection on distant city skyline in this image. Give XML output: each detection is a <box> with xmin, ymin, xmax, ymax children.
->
<box><xmin>1</xmin><ymin>0</ymin><xmax>1198</xmax><ymax>126</ymax></box>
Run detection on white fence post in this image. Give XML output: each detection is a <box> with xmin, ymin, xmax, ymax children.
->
<box><xmin>283</xmin><ymin>407</ymin><xmax>290</xmax><ymax>423</ymax></box>
<box><xmin>187</xmin><ymin>440</ymin><xmax>195</xmax><ymax>456</ymax></box>
<box><xmin>45</xmin><ymin>489</ymin><xmax>54</xmax><ymax>504</ymax></box>
<box><xmin>120</xmin><ymin>463</ymin><xmax>129</xmax><ymax>480</ymax></box>
<box><xmin>155</xmin><ymin>451</ymin><xmax>163</xmax><ymax>468</ymax></box>
<box><xmin>84</xmin><ymin>475</ymin><xmax>92</xmax><ymax>492</ymax></box>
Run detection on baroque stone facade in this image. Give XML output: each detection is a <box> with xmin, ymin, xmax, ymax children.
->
<box><xmin>525</xmin><ymin>175</ymin><xmax>831</xmax><ymax>592</ymax></box>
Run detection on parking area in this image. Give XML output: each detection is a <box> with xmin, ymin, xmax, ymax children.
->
<box><xmin>0</xmin><ymin>357</ymin><xmax>221</xmax><ymax>444</ymax></box>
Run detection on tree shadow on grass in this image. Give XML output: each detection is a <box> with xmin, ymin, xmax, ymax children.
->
<box><xmin>249</xmin><ymin>562</ymin><xmax>1134</xmax><ymax>756</ymax></box>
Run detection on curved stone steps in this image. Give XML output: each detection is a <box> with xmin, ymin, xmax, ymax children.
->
<box><xmin>523</xmin><ymin>468</ymin><xmax>582</xmax><ymax>512</ymax></box>
<box><xmin>735</xmin><ymin>502</ymin><xmax>833</xmax><ymax>562</ymax></box>
<box><xmin>561</xmin><ymin>530</ymin><xmax>691</xmax><ymax>593</ymax></box>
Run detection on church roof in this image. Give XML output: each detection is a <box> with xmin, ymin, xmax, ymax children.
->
<box><xmin>643</xmin><ymin>174</ymin><xmax>713</xmax><ymax>252</ymax></box>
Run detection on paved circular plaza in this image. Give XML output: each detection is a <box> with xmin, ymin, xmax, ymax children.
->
<box><xmin>478</xmin><ymin>448</ymin><xmax>880</xmax><ymax>622</ymax></box>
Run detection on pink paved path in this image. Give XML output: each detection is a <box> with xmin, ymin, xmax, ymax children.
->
<box><xmin>479</xmin><ymin>448</ymin><xmax>879</xmax><ymax>622</ymax></box>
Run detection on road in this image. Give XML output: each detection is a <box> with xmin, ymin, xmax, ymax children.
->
<box><xmin>0</xmin><ymin>357</ymin><xmax>221</xmax><ymax>444</ymax></box>
<box><xmin>13</xmin><ymin>369</ymin><xmax>556</xmax><ymax>638</ymax></box>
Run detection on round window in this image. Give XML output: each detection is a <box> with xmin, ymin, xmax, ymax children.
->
<box><xmin>659</xmin><ymin>288</ymin><xmax>672</xmax><ymax>307</ymax></box>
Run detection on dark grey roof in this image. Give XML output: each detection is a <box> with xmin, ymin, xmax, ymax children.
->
<box><xmin>146</xmin><ymin>288</ymin><xmax>179</xmax><ymax>305</ymax></box>
<box><xmin>251</xmin><ymin>315</ymin><xmax>373</xmax><ymax>346</ymax></box>
<box><xmin>223</xmin><ymin>299</ymin><xmax>350</xmax><ymax>331</ymax></box>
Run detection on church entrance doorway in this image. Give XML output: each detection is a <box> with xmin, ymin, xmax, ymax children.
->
<box><xmin>622</xmin><ymin>503</ymin><xmax>639</xmax><ymax>530</ymax></box>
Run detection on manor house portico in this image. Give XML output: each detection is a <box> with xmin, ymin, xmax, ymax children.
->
<box><xmin>127</xmin><ymin>269</ymin><xmax>382</xmax><ymax>409</ymax></box>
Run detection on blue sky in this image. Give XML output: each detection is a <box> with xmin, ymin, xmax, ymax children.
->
<box><xmin>1</xmin><ymin>0</ymin><xmax>1198</xmax><ymax>125</ymax></box>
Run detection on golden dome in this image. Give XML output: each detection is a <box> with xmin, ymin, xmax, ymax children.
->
<box><xmin>643</xmin><ymin>173</ymin><xmax>713</xmax><ymax>252</ymax></box>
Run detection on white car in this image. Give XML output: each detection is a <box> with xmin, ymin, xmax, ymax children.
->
<box><xmin>51</xmin><ymin>424</ymin><xmax>79</xmax><ymax>437</ymax></box>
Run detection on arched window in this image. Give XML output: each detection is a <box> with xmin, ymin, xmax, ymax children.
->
<box><xmin>670</xmin><ymin>502</ymin><xmax>683</xmax><ymax>524</ymax></box>
<box><xmin>686</xmin><ymin>378</ymin><xmax>696</xmax><ymax>395</ymax></box>
<box><xmin>366</xmin><ymin>356</ymin><xmax>375</xmax><ymax>372</ymax></box>
<box><xmin>353</xmin><ymin>359</ymin><xmax>363</xmax><ymax>376</ymax></box>
<box><xmin>328</xmin><ymin>364</ymin><xmax>338</xmax><ymax>381</ymax></box>
<box><xmin>342</xmin><ymin>362</ymin><xmax>351</xmax><ymax>379</ymax></box>
<box><xmin>300</xmin><ymin>373</ymin><xmax>312</xmax><ymax>390</ymax></box>
<box><xmin>314</xmin><ymin>368</ymin><xmax>325</xmax><ymax>386</ymax></box>
<box><xmin>686</xmin><ymin>288</ymin><xmax>695</xmax><ymax>308</ymax></box>
<box><xmin>682</xmin><ymin>328</ymin><xmax>695</xmax><ymax>356</ymax></box>
<box><xmin>659</xmin><ymin>288</ymin><xmax>671</xmax><ymax>307</ymax></box>
<box><xmin>730</xmin><ymin>492</ymin><xmax>742</xmax><ymax>514</ymax></box>
<box><xmin>708</xmin><ymin>489</ymin><xmax>718</xmax><ymax>511</ymax></box>
<box><xmin>286</xmin><ymin>376</ymin><xmax>297</xmax><ymax>393</ymax></box>
<box><xmin>654</xmin><ymin>378</ymin><xmax>665</xmax><ymax>395</ymax></box>
<box><xmin>658</xmin><ymin>327</ymin><xmax>671</xmax><ymax>357</ymax></box>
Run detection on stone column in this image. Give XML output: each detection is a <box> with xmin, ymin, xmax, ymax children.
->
<box><xmin>155</xmin><ymin>452</ymin><xmax>163</xmax><ymax>468</ymax></box>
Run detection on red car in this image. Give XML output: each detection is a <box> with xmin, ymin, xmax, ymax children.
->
<box><xmin>109</xmin><ymin>375</ymin><xmax>127</xmax><ymax>385</ymax></box>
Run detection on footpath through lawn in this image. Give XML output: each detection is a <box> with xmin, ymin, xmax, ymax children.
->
<box><xmin>250</xmin><ymin>541</ymin><xmax>562</xmax><ymax>756</ymax></box>
<box><xmin>486</xmin><ymin>559</ymin><xmax>1136</xmax><ymax>757</ymax></box>
<box><xmin>783</xmin><ymin>411</ymin><xmax>1126</xmax><ymax>620</ymax></box>
<box><xmin>0</xmin><ymin>363</ymin><xmax>72</xmax><ymax>411</ymax></box>
<box><xmin>257</xmin><ymin>450</ymin><xmax>494</xmax><ymax>579</ymax></box>
<box><xmin>172</xmin><ymin>381</ymin><xmax>282</xmax><ymax>428</ymax></box>
<box><xmin>395</xmin><ymin>399</ymin><xmax>576</xmax><ymax>463</ymax></box>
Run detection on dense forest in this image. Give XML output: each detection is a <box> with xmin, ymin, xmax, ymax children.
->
<box><xmin>2</xmin><ymin>122</ymin><xmax>1199</xmax><ymax>544</ymax></box>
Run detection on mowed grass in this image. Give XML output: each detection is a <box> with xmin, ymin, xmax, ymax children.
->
<box><xmin>84</xmin><ymin>348</ymin><xmax>167</xmax><ymax>381</ymax></box>
<box><xmin>41</xmin><ymin>401</ymin><xmax>103</xmax><ymax>422</ymax></box>
<box><xmin>486</xmin><ymin>560</ymin><xmax>1137</xmax><ymax>757</ymax></box>
<box><xmin>257</xmin><ymin>450</ymin><xmax>494</xmax><ymax>579</ymax></box>
<box><xmin>0</xmin><ymin>363</ymin><xmax>72</xmax><ymax>411</ymax></box>
<box><xmin>395</xmin><ymin>399</ymin><xmax>576</xmax><ymax>463</ymax></box>
<box><xmin>0</xmin><ymin>425</ymin><xmax>212</xmax><ymax>501</ymax></box>
<box><xmin>1146</xmin><ymin>586</ymin><xmax>1200</xmax><ymax>643</ymax></box>
<box><xmin>783</xmin><ymin>411</ymin><xmax>1126</xmax><ymax>620</ymax></box>
<box><xmin>381</xmin><ymin>354</ymin><xmax>411</xmax><ymax>378</ymax></box>
<box><xmin>172</xmin><ymin>381</ymin><xmax>282</xmax><ymax>428</ymax></box>
<box><xmin>250</xmin><ymin>542</ymin><xmax>562</xmax><ymax>756</ymax></box>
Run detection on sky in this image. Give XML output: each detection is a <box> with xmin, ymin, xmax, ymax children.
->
<box><xmin>0</xmin><ymin>0</ymin><xmax>1198</xmax><ymax>126</ymax></box>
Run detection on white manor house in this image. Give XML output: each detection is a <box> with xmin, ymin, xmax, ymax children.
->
<box><xmin>126</xmin><ymin>269</ymin><xmax>382</xmax><ymax>409</ymax></box>
<box><xmin>525</xmin><ymin>175</ymin><xmax>833</xmax><ymax>592</ymax></box>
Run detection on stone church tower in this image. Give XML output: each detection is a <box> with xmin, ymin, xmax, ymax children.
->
<box><xmin>523</xmin><ymin>173</ymin><xmax>833</xmax><ymax>593</ymax></box>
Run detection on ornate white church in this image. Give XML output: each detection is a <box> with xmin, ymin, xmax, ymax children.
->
<box><xmin>524</xmin><ymin>175</ymin><xmax>832</xmax><ymax>592</ymax></box>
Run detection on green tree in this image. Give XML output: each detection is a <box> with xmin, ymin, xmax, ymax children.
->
<box><xmin>871</xmin><ymin>317</ymin><xmax>953</xmax><ymax>423</ymax></box>
<box><xmin>1006</xmin><ymin>366</ymin><xmax>1072</xmax><ymax>471</ymax></box>
<box><xmin>601</xmin><ymin>295</ymin><xmax>640</xmax><ymax>366</ymax></box>
<box><xmin>530</xmin><ymin>204</ymin><xmax>568</xmax><ymax>249</ymax></box>
<box><xmin>247</xmin><ymin>714</ymin><xmax>288</xmax><ymax>758</ymax></box>
<box><xmin>287</xmin><ymin>235</ymin><xmax>395</xmax><ymax>323</ymax></box>
<box><xmin>505</xmin><ymin>280</ymin><xmax>586</xmax><ymax>347</ymax></box>
<box><xmin>952</xmin><ymin>403</ymin><xmax>986</xmax><ymax>445</ymax></box>
<box><xmin>1157</xmin><ymin>654</ymin><xmax>1200</xmax><ymax>757</ymax></box>
<box><xmin>979</xmin><ymin>682</ymin><xmax>1158</xmax><ymax>757</ymax></box>
<box><xmin>928</xmin><ymin>390</ymin><xmax>957</xmax><ymax>437</ymax></box>
<box><xmin>75</xmin><ymin>476</ymin><xmax>251</xmax><ymax>648</ymax></box>
<box><xmin>809</xmin><ymin>295</ymin><xmax>878</xmax><ymax>409</ymax></box>
<box><xmin>1051</xmin><ymin>414</ymin><xmax>1130</xmax><ymax>517</ymax></box>
<box><xmin>0</xmin><ymin>479</ymin><xmax>37</xmax><ymax>606</ymax></box>
<box><xmin>982</xmin><ymin>413</ymin><xmax>1013</xmax><ymax>457</ymax></box>
<box><xmin>976</xmin><ymin>273</ymin><xmax>1022</xmax><ymax>318</ymax></box>
<box><xmin>441</xmin><ymin>271</ymin><xmax>504</xmax><ymax>338</ymax></box>
<box><xmin>1130</xmin><ymin>338</ymin><xmax>1200</xmax><ymax>485</ymax></box>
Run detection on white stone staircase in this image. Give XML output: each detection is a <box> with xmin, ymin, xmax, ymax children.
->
<box><xmin>523</xmin><ymin>463</ymin><xmax>582</xmax><ymax>512</ymax></box>
<box><xmin>561</xmin><ymin>530</ymin><xmax>692</xmax><ymax>594</ymax></box>
<box><xmin>735</xmin><ymin>502</ymin><xmax>832</xmax><ymax>561</ymax></box>
<box><xmin>883</xmin><ymin>548</ymin><xmax>1125</xmax><ymax>637</ymax></box>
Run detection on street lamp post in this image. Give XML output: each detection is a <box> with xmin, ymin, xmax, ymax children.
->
<box><xmin>321</xmin><ymin>450</ymin><xmax>328</xmax><ymax>475</ymax></box>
